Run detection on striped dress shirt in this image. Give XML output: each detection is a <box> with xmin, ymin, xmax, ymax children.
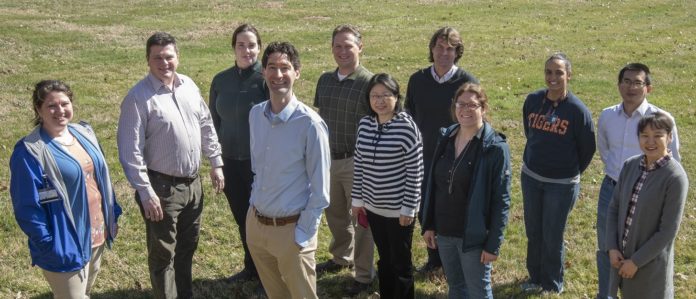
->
<box><xmin>351</xmin><ymin>112</ymin><xmax>424</xmax><ymax>218</ymax></box>
<box><xmin>118</xmin><ymin>73</ymin><xmax>223</xmax><ymax>201</ymax></box>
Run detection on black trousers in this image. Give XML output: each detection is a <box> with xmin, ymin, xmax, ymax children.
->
<box><xmin>221</xmin><ymin>158</ymin><xmax>257</xmax><ymax>275</ymax></box>
<box><xmin>366</xmin><ymin>210</ymin><xmax>415</xmax><ymax>299</ymax></box>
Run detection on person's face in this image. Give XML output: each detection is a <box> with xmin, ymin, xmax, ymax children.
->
<box><xmin>455</xmin><ymin>91</ymin><xmax>485</xmax><ymax>129</ymax></box>
<box><xmin>432</xmin><ymin>37</ymin><xmax>457</xmax><ymax>69</ymax></box>
<box><xmin>619</xmin><ymin>70</ymin><xmax>652</xmax><ymax>106</ymax></box>
<box><xmin>38</xmin><ymin>91</ymin><xmax>73</xmax><ymax>133</ymax></box>
<box><xmin>148</xmin><ymin>44</ymin><xmax>179</xmax><ymax>84</ymax></box>
<box><xmin>263</xmin><ymin>52</ymin><xmax>299</xmax><ymax>97</ymax></box>
<box><xmin>369</xmin><ymin>83</ymin><xmax>397</xmax><ymax>122</ymax></box>
<box><xmin>639</xmin><ymin>125</ymin><xmax>672</xmax><ymax>162</ymax></box>
<box><xmin>234</xmin><ymin>31</ymin><xmax>260</xmax><ymax>69</ymax></box>
<box><xmin>332</xmin><ymin>31</ymin><xmax>362</xmax><ymax>71</ymax></box>
<box><xmin>544</xmin><ymin>59</ymin><xmax>570</xmax><ymax>94</ymax></box>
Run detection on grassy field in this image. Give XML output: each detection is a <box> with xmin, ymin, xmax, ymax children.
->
<box><xmin>1</xmin><ymin>0</ymin><xmax>695</xmax><ymax>298</ymax></box>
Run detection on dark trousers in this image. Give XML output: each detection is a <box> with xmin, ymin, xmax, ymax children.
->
<box><xmin>418</xmin><ymin>158</ymin><xmax>441</xmax><ymax>267</ymax></box>
<box><xmin>221</xmin><ymin>158</ymin><xmax>256</xmax><ymax>275</ymax></box>
<box><xmin>136</xmin><ymin>174</ymin><xmax>203</xmax><ymax>299</ymax></box>
<box><xmin>366</xmin><ymin>210</ymin><xmax>415</xmax><ymax>299</ymax></box>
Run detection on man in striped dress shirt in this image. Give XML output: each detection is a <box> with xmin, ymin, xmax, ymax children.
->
<box><xmin>117</xmin><ymin>32</ymin><xmax>225</xmax><ymax>299</ymax></box>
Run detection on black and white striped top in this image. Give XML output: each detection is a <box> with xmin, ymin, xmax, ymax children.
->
<box><xmin>351</xmin><ymin>112</ymin><xmax>424</xmax><ymax>218</ymax></box>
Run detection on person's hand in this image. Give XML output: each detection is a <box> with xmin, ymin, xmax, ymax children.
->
<box><xmin>480</xmin><ymin>250</ymin><xmax>498</xmax><ymax>264</ymax></box>
<box><xmin>618</xmin><ymin>259</ymin><xmax>638</xmax><ymax>279</ymax></box>
<box><xmin>399</xmin><ymin>215</ymin><xmax>414</xmax><ymax>227</ymax></box>
<box><xmin>210</xmin><ymin>167</ymin><xmax>224</xmax><ymax>193</ymax></box>
<box><xmin>352</xmin><ymin>206</ymin><xmax>366</xmax><ymax>218</ymax></box>
<box><xmin>142</xmin><ymin>196</ymin><xmax>163</xmax><ymax>222</ymax></box>
<box><xmin>609</xmin><ymin>249</ymin><xmax>624</xmax><ymax>269</ymax></box>
<box><xmin>422</xmin><ymin>230</ymin><xmax>437</xmax><ymax>249</ymax></box>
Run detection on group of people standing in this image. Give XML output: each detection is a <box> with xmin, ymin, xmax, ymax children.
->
<box><xmin>8</xmin><ymin>22</ymin><xmax>688</xmax><ymax>299</ymax></box>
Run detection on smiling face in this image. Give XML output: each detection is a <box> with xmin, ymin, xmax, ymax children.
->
<box><xmin>455</xmin><ymin>91</ymin><xmax>485</xmax><ymax>130</ymax></box>
<box><xmin>619</xmin><ymin>69</ymin><xmax>652</xmax><ymax>106</ymax></box>
<box><xmin>639</xmin><ymin>125</ymin><xmax>671</xmax><ymax>163</ymax></box>
<box><xmin>263</xmin><ymin>51</ymin><xmax>299</xmax><ymax>99</ymax></box>
<box><xmin>234</xmin><ymin>31</ymin><xmax>260</xmax><ymax>69</ymax></box>
<box><xmin>38</xmin><ymin>91</ymin><xmax>73</xmax><ymax>136</ymax></box>
<box><xmin>148</xmin><ymin>44</ymin><xmax>179</xmax><ymax>85</ymax></box>
<box><xmin>544</xmin><ymin>58</ymin><xmax>570</xmax><ymax>96</ymax></box>
<box><xmin>369</xmin><ymin>83</ymin><xmax>397</xmax><ymax>123</ymax></box>
<box><xmin>332</xmin><ymin>31</ymin><xmax>362</xmax><ymax>74</ymax></box>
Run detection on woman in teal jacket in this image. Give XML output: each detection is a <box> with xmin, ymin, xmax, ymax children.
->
<box><xmin>421</xmin><ymin>83</ymin><xmax>511</xmax><ymax>298</ymax></box>
<box><xmin>10</xmin><ymin>80</ymin><xmax>121</xmax><ymax>299</ymax></box>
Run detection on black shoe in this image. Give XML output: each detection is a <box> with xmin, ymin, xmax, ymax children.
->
<box><xmin>227</xmin><ymin>268</ymin><xmax>258</xmax><ymax>283</ymax></box>
<box><xmin>345</xmin><ymin>280</ymin><xmax>371</xmax><ymax>296</ymax></box>
<box><xmin>416</xmin><ymin>261</ymin><xmax>442</xmax><ymax>274</ymax></box>
<box><xmin>316</xmin><ymin>260</ymin><xmax>353</xmax><ymax>275</ymax></box>
<box><xmin>252</xmin><ymin>283</ymin><xmax>267</xmax><ymax>298</ymax></box>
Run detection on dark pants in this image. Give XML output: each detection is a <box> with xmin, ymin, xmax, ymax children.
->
<box><xmin>367</xmin><ymin>210</ymin><xmax>414</xmax><ymax>299</ymax></box>
<box><xmin>136</xmin><ymin>174</ymin><xmax>203</xmax><ymax>299</ymax></box>
<box><xmin>418</xmin><ymin>158</ymin><xmax>441</xmax><ymax>267</ymax></box>
<box><xmin>521</xmin><ymin>172</ymin><xmax>579</xmax><ymax>293</ymax></box>
<box><xmin>221</xmin><ymin>158</ymin><xmax>256</xmax><ymax>275</ymax></box>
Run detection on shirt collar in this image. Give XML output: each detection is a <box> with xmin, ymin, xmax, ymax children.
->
<box><xmin>264</xmin><ymin>95</ymin><xmax>300</xmax><ymax>123</ymax></box>
<box><xmin>618</xmin><ymin>98</ymin><xmax>650</xmax><ymax>117</ymax></box>
<box><xmin>333</xmin><ymin>65</ymin><xmax>364</xmax><ymax>82</ymax></box>
<box><xmin>431</xmin><ymin>65</ymin><xmax>458</xmax><ymax>83</ymax></box>
<box><xmin>639</xmin><ymin>154</ymin><xmax>671</xmax><ymax>172</ymax></box>
<box><xmin>147</xmin><ymin>73</ymin><xmax>181</xmax><ymax>92</ymax></box>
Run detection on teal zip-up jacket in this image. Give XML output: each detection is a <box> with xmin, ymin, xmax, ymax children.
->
<box><xmin>10</xmin><ymin>122</ymin><xmax>121</xmax><ymax>272</ymax></box>
<box><xmin>421</xmin><ymin>122</ymin><xmax>511</xmax><ymax>255</ymax></box>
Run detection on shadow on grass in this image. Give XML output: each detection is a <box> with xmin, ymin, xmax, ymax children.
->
<box><xmin>30</xmin><ymin>288</ymin><xmax>151</xmax><ymax>299</ymax></box>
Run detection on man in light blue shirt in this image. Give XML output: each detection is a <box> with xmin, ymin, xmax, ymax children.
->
<box><xmin>595</xmin><ymin>62</ymin><xmax>680</xmax><ymax>299</ymax></box>
<box><xmin>246</xmin><ymin>41</ymin><xmax>330</xmax><ymax>299</ymax></box>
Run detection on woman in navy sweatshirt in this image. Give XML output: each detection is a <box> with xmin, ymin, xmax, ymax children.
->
<box><xmin>520</xmin><ymin>53</ymin><xmax>596</xmax><ymax>294</ymax></box>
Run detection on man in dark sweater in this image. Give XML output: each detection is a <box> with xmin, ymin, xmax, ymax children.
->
<box><xmin>405</xmin><ymin>26</ymin><xmax>478</xmax><ymax>274</ymax></box>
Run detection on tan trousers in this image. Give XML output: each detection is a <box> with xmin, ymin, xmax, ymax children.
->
<box><xmin>246</xmin><ymin>208</ymin><xmax>318</xmax><ymax>299</ymax></box>
<box><xmin>324</xmin><ymin>157</ymin><xmax>375</xmax><ymax>283</ymax></box>
<box><xmin>42</xmin><ymin>245</ymin><xmax>105</xmax><ymax>299</ymax></box>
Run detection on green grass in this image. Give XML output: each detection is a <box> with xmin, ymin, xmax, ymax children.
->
<box><xmin>1</xmin><ymin>0</ymin><xmax>695</xmax><ymax>298</ymax></box>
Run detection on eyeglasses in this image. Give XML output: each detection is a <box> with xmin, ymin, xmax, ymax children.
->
<box><xmin>621</xmin><ymin>79</ymin><xmax>647</xmax><ymax>88</ymax></box>
<box><xmin>370</xmin><ymin>93</ymin><xmax>395</xmax><ymax>101</ymax></box>
<box><xmin>455</xmin><ymin>102</ymin><xmax>481</xmax><ymax>110</ymax></box>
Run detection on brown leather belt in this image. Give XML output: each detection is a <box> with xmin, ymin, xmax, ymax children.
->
<box><xmin>254</xmin><ymin>208</ymin><xmax>299</xmax><ymax>226</ymax></box>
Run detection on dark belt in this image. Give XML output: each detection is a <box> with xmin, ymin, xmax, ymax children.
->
<box><xmin>331</xmin><ymin>152</ymin><xmax>353</xmax><ymax>160</ymax></box>
<box><xmin>148</xmin><ymin>169</ymin><xmax>198</xmax><ymax>185</ymax></box>
<box><xmin>606</xmin><ymin>175</ymin><xmax>617</xmax><ymax>186</ymax></box>
<box><xmin>254</xmin><ymin>208</ymin><xmax>299</xmax><ymax>226</ymax></box>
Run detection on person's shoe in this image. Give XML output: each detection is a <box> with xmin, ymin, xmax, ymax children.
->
<box><xmin>252</xmin><ymin>283</ymin><xmax>267</xmax><ymax>298</ymax></box>
<box><xmin>316</xmin><ymin>260</ymin><xmax>353</xmax><ymax>275</ymax></box>
<box><xmin>416</xmin><ymin>261</ymin><xmax>442</xmax><ymax>274</ymax></box>
<box><xmin>227</xmin><ymin>268</ymin><xmax>258</xmax><ymax>283</ymax></box>
<box><xmin>345</xmin><ymin>280</ymin><xmax>371</xmax><ymax>296</ymax></box>
<box><xmin>520</xmin><ymin>281</ymin><xmax>542</xmax><ymax>293</ymax></box>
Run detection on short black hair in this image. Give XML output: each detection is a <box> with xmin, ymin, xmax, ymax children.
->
<box><xmin>618</xmin><ymin>62</ymin><xmax>651</xmax><ymax>86</ymax></box>
<box><xmin>364</xmin><ymin>73</ymin><xmax>403</xmax><ymax>118</ymax></box>
<box><xmin>261</xmin><ymin>41</ymin><xmax>301</xmax><ymax>70</ymax></box>
<box><xmin>637</xmin><ymin>111</ymin><xmax>674</xmax><ymax>136</ymax></box>
<box><xmin>146</xmin><ymin>32</ymin><xmax>177</xmax><ymax>59</ymax></box>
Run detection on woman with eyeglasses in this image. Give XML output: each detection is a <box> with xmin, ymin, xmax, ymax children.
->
<box><xmin>420</xmin><ymin>83</ymin><xmax>511</xmax><ymax>298</ymax></box>
<box><xmin>351</xmin><ymin>73</ymin><xmax>423</xmax><ymax>299</ymax></box>
<box><xmin>520</xmin><ymin>52</ymin><xmax>596</xmax><ymax>294</ymax></box>
<box><xmin>606</xmin><ymin>112</ymin><xmax>687</xmax><ymax>299</ymax></box>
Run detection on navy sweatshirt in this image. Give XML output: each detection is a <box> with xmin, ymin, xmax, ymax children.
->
<box><xmin>522</xmin><ymin>89</ymin><xmax>596</xmax><ymax>179</ymax></box>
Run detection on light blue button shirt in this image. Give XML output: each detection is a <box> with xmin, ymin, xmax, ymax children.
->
<box><xmin>249</xmin><ymin>96</ymin><xmax>331</xmax><ymax>247</ymax></box>
<box><xmin>597</xmin><ymin>99</ymin><xmax>680</xmax><ymax>181</ymax></box>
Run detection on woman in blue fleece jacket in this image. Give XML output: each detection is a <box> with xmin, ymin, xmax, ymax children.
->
<box><xmin>520</xmin><ymin>53</ymin><xmax>596</xmax><ymax>294</ymax></box>
<box><xmin>10</xmin><ymin>80</ymin><xmax>121</xmax><ymax>299</ymax></box>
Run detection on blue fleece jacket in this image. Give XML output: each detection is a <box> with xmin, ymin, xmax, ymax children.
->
<box><xmin>10</xmin><ymin>123</ymin><xmax>121</xmax><ymax>272</ymax></box>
